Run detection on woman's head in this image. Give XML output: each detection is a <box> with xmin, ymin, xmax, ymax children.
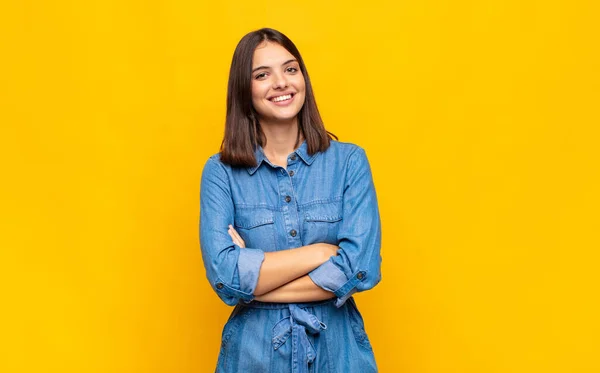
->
<box><xmin>250</xmin><ymin>41</ymin><xmax>306</xmax><ymax>129</ymax></box>
<box><xmin>220</xmin><ymin>28</ymin><xmax>334</xmax><ymax>167</ymax></box>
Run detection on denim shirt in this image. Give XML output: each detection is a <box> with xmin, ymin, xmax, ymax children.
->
<box><xmin>199</xmin><ymin>140</ymin><xmax>382</xmax><ymax>308</ymax></box>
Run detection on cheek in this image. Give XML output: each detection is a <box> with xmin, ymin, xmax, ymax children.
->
<box><xmin>296</xmin><ymin>83</ymin><xmax>307</xmax><ymax>104</ymax></box>
<box><xmin>297</xmin><ymin>91</ymin><xmax>306</xmax><ymax>109</ymax></box>
<box><xmin>251</xmin><ymin>81</ymin><xmax>268</xmax><ymax>100</ymax></box>
<box><xmin>250</xmin><ymin>83</ymin><xmax>260</xmax><ymax>101</ymax></box>
<box><xmin>294</xmin><ymin>76</ymin><xmax>306</xmax><ymax>91</ymax></box>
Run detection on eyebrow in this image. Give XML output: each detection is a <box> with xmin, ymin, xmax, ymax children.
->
<box><xmin>252</xmin><ymin>59</ymin><xmax>298</xmax><ymax>73</ymax></box>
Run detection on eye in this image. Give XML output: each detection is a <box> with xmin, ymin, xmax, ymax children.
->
<box><xmin>254</xmin><ymin>72</ymin><xmax>267</xmax><ymax>80</ymax></box>
<box><xmin>286</xmin><ymin>67</ymin><xmax>298</xmax><ymax>73</ymax></box>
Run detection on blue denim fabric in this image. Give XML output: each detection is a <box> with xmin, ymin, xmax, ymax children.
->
<box><xmin>200</xmin><ymin>140</ymin><xmax>382</xmax><ymax>372</ymax></box>
<box><xmin>214</xmin><ymin>298</ymin><xmax>377</xmax><ymax>372</ymax></box>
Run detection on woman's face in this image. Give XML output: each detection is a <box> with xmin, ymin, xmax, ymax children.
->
<box><xmin>251</xmin><ymin>41</ymin><xmax>306</xmax><ymax>125</ymax></box>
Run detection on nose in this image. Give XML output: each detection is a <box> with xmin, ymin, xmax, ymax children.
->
<box><xmin>272</xmin><ymin>72</ymin><xmax>288</xmax><ymax>89</ymax></box>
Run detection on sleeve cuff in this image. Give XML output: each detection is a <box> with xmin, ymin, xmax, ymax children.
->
<box><xmin>308</xmin><ymin>259</ymin><xmax>368</xmax><ymax>307</ymax></box>
<box><xmin>213</xmin><ymin>247</ymin><xmax>265</xmax><ymax>306</ymax></box>
<box><xmin>237</xmin><ymin>247</ymin><xmax>265</xmax><ymax>295</ymax></box>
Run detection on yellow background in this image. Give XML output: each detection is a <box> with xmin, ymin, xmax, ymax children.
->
<box><xmin>2</xmin><ymin>1</ymin><xmax>599</xmax><ymax>372</ymax></box>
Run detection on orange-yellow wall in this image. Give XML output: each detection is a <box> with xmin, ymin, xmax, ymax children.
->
<box><xmin>2</xmin><ymin>1</ymin><xmax>599</xmax><ymax>372</ymax></box>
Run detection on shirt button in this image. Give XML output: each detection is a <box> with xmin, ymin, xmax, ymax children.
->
<box><xmin>289</xmin><ymin>170</ymin><xmax>295</xmax><ymax>176</ymax></box>
<box><xmin>290</xmin><ymin>155</ymin><xmax>297</xmax><ymax>161</ymax></box>
<box><xmin>216</xmin><ymin>283</ymin><xmax>224</xmax><ymax>289</ymax></box>
<box><xmin>290</xmin><ymin>229</ymin><xmax>297</xmax><ymax>237</ymax></box>
<box><xmin>357</xmin><ymin>273</ymin><xmax>364</xmax><ymax>280</ymax></box>
<box><xmin>284</xmin><ymin>195</ymin><xmax>292</xmax><ymax>203</ymax></box>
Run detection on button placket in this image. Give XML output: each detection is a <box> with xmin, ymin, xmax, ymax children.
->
<box><xmin>276</xmin><ymin>166</ymin><xmax>301</xmax><ymax>248</ymax></box>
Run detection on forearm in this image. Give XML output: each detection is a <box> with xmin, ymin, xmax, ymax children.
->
<box><xmin>254</xmin><ymin>275</ymin><xmax>335</xmax><ymax>303</ymax></box>
<box><xmin>254</xmin><ymin>243</ymin><xmax>333</xmax><ymax>296</ymax></box>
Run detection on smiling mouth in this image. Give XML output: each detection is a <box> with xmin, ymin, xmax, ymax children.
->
<box><xmin>270</xmin><ymin>93</ymin><xmax>294</xmax><ymax>103</ymax></box>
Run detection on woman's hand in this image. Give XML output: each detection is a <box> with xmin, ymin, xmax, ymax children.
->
<box><xmin>228</xmin><ymin>224</ymin><xmax>246</xmax><ymax>248</ymax></box>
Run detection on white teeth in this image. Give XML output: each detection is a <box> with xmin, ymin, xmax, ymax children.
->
<box><xmin>271</xmin><ymin>94</ymin><xmax>292</xmax><ymax>102</ymax></box>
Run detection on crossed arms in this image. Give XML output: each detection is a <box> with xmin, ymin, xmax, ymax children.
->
<box><xmin>227</xmin><ymin>224</ymin><xmax>338</xmax><ymax>303</ymax></box>
<box><xmin>200</xmin><ymin>147</ymin><xmax>382</xmax><ymax>308</ymax></box>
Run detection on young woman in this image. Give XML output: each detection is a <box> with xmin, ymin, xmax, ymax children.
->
<box><xmin>200</xmin><ymin>28</ymin><xmax>382</xmax><ymax>373</ymax></box>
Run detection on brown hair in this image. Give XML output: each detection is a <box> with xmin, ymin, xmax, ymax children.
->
<box><xmin>219</xmin><ymin>28</ymin><xmax>336</xmax><ymax>167</ymax></box>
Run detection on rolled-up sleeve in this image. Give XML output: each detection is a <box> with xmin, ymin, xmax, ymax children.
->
<box><xmin>308</xmin><ymin>147</ymin><xmax>382</xmax><ymax>307</ymax></box>
<box><xmin>199</xmin><ymin>157</ymin><xmax>265</xmax><ymax>306</ymax></box>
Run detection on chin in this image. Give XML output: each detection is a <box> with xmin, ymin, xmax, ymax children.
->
<box><xmin>268</xmin><ymin>116</ymin><xmax>298</xmax><ymax>124</ymax></box>
<box><xmin>266</xmin><ymin>110</ymin><xmax>302</xmax><ymax>123</ymax></box>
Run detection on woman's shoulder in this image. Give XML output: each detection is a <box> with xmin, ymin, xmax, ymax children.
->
<box><xmin>201</xmin><ymin>152</ymin><xmax>231</xmax><ymax>177</ymax></box>
<box><xmin>328</xmin><ymin>139</ymin><xmax>363</xmax><ymax>151</ymax></box>
<box><xmin>325</xmin><ymin>139</ymin><xmax>366</xmax><ymax>159</ymax></box>
<box><xmin>323</xmin><ymin>140</ymin><xmax>373</xmax><ymax>174</ymax></box>
<box><xmin>206</xmin><ymin>152</ymin><xmax>224</xmax><ymax>164</ymax></box>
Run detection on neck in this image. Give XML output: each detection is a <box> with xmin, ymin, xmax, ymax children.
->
<box><xmin>260</xmin><ymin>117</ymin><xmax>304</xmax><ymax>167</ymax></box>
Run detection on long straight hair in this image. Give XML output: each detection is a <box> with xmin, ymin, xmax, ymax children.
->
<box><xmin>219</xmin><ymin>28</ymin><xmax>336</xmax><ymax>167</ymax></box>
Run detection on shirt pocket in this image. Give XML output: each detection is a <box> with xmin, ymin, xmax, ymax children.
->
<box><xmin>234</xmin><ymin>207</ymin><xmax>277</xmax><ymax>251</ymax></box>
<box><xmin>301</xmin><ymin>200</ymin><xmax>343</xmax><ymax>245</ymax></box>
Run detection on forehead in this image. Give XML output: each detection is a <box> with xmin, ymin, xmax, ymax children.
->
<box><xmin>252</xmin><ymin>41</ymin><xmax>296</xmax><ymax>68</ymax></box>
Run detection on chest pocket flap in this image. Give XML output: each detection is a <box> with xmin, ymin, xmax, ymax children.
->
<box><xmin>233</xmin><ymin>208</ymin><xmax>276</xmax><ymax>251</ymax></box>
<box><xmin>234</xmin><ymin>208</ymin><xmax>275</xmax><ymax>229</ymax></box>
<box><xmin>304</xmin><ymin>201</ymin><xmax>343</xmax><ymax>223</ymax></box>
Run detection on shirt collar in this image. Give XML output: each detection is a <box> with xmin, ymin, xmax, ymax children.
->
<box><xmin>295</xmin><ymin>140</ymin><xmax>319</xmax><ymax>166</ymax></box>
<box><xmin>247</xmin><ymin>147</ymin><xmax>268</xmax><ymax>175</ymax></box>
<box><xmin>246</xmin><ymin>140</ymin><xmax>319</xmax><ymax>175</ymax></box>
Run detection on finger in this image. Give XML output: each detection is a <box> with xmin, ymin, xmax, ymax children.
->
<box><xmin>229</xmin><ymin>225</ymin><xmax>246</xmax><ymax>248</ymax></box>
<box><xmin>227</xmin><ymin>226</ymin><xmax>236</xmax><ymax>240</ymax></box>
<box><xmin>228</xmin><ymin>224</ymin><xmax>241</xmax><ymax>242</ymax></box>
<box><xmin>227</xmin><ymin>226</ymin><xmax>240</xmax><ymax>244</ymax></box>
<box><xmin>230</xmin><ymin>227</ymin><xmax>244</xmax><ymax>244</ymax></box>
<box><xmin>233</xmin><ymin>229</ymin><xmax>246</xmax><ymax>247</ymax></box>
<box><xmin>227</xmin><ymin>225</ymin><xmax>245</xmax><ymax>248</ymax></box>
